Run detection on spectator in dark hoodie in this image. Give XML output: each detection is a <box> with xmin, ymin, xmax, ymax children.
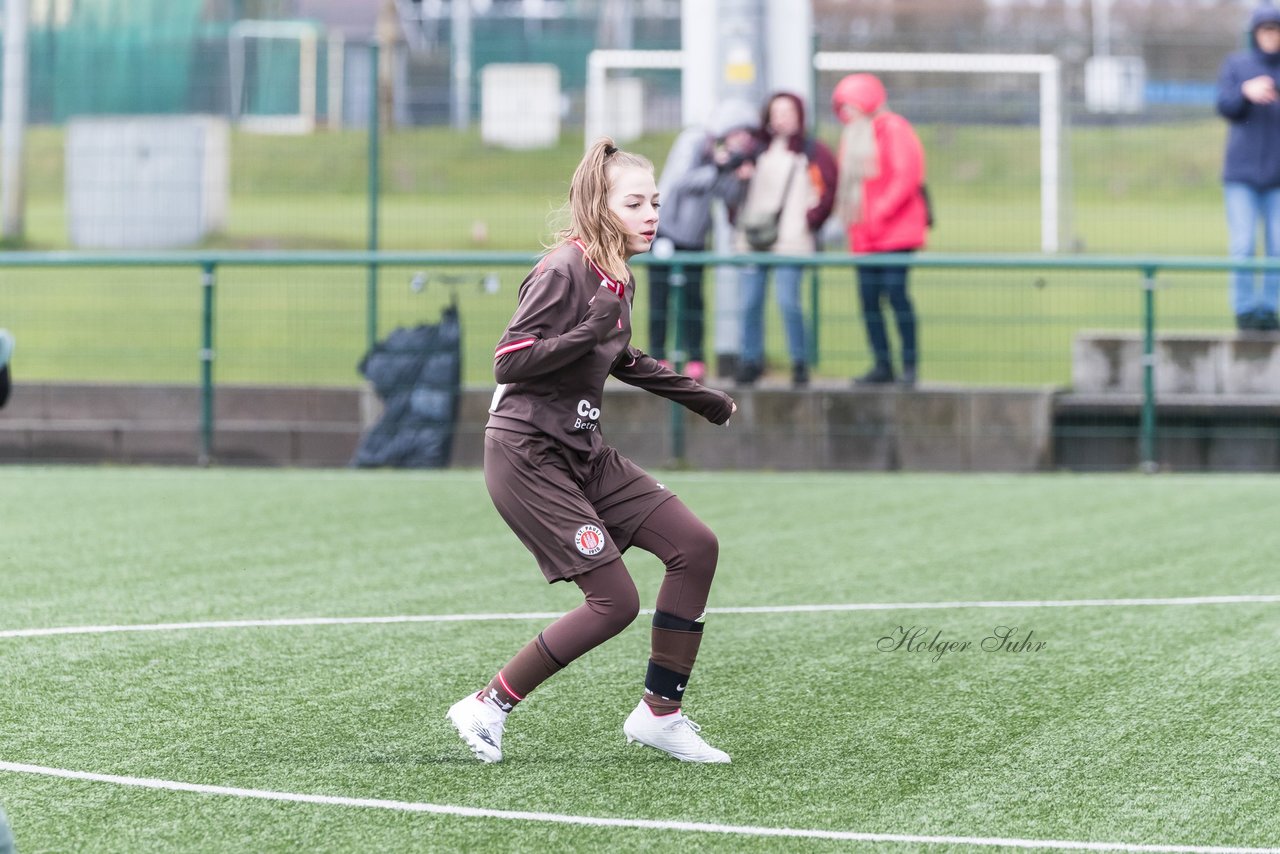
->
<box><xmin>647</xmin><ymin>100</ymin><xmax>758</xmax><ymax>381</ymax></box>
<box><xmin>1217</xmin><ymin>3</ymin><xmax>1280</xmax><ymax>332</ymax></box>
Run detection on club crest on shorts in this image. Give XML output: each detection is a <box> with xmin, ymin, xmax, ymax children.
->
<box><xmin>574</xmin><ymin>524</ymin><xmax>606</xmax><ymax>556</ymax></box>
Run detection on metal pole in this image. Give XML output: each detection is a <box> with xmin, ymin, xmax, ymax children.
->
<box><xmin>670</xmin><ymin>262</ymin><xmax>687</xmax><ymax>463</ymax></box>
<box><xmin>451</xmin><ymin>0</ymin><xmax>472</xmax><ymax>130</ymax></box>
<box><xmin>807</xmin><ymin>265</ymin><xmax>820</xmax><ymax>367</ymax></box>
<box><xmin>2</xmin><ymin>0</ymin><xmax>30</xmax><ymax>241</ymax></box>
<box><xmin>327</xmin><ymin>32</ymin><xmax>345</xmax><ymax>130</ymax></box>
<box><xmin>199</xmin><ymin>262</ymin><xmax>217</xmax><ymax>467</ymax></box>
<box><xmin>367</xmin><ymin>43</ymin><xmax>381</xmax><ymax>352</ymax></box>
<box><xmin>1092</xmin><ymin>0</ymin><xmax>1113</xmax><ymax>58</ymax></box>
<box><xmin>1139</xmin><ymin>267</ymin><xmax>1157</xmax><ymax>473</ymax></box>
<box><xmin>708</xmin><ymin>0</ymin><xmax>770</xmax><ymax>376</ymax></box>
<box><xmin>1039</xmin><ymin>58</ymin><xmax>1063</xmax><ymax>253</ymax></box>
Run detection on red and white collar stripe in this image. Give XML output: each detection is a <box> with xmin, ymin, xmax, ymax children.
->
<box><xmin>570</xmin><ymin>239</ymin><xmax>627</xmax><ymax>297</ymax></box>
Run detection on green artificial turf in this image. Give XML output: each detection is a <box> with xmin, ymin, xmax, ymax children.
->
<box><xmin>1</xmin><ymin>466</ymin><xmax>1278</xmax><ymax>852</ymax></box>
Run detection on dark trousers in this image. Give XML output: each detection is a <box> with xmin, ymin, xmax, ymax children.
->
<box><xmin>648</xmin><ymin>263</ymin><xmax>706</xmax><ymax>362</ymax></box>
<box><xmin>857</xmin><ymin>260</ymin><xmax>917</xmax><ymax>370</ymax></box>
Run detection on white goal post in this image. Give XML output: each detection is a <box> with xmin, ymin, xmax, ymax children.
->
<box><xmin>584</xmin><ymin>49</ymin><xmax>684</xmax><ymax>151</ymax></box>
<box><xmin>584</xmin><ymin>49</ymin><xmax>1064</xmax><ymax>253</ymax></box>
<box><xmin>814</xmin><ymin>51</ymin><xmax>1063</xmax><ymax>253</ymax></box>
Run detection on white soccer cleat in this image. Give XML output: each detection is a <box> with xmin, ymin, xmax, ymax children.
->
<box><xmin>623</xmin><ymin>701</ymin><xmax>731</xmax><ymax>764</ymax></box>
<box><xmin>447</xmin><ymin>692</ymin><xmax>507</xmax><ymax>763</ymax></box>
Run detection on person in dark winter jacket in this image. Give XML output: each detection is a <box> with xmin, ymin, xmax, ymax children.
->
<box><xmin>647</xmin><ymin>100</ymin><xmax>757</xmax><ymax>380</ymax></box>
<box><xmin>1217</xmin><ymin>3</ymin><xmax>1280</xmax><ymax>331</ymax></box>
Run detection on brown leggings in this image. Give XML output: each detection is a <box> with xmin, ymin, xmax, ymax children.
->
<box><xmin>537</xmin><ymin>497</ymin><xmax>718</xmax><ymax>669</ymax></box>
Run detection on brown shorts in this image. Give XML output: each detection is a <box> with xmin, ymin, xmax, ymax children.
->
<box><xmin>484</xmin><ymin>428</ymin><xmax>676</xmax><ymax>582</ymax></box>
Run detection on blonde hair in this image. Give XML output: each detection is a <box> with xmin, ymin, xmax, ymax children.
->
<box><xmin>553</xmin><ymin>137</ymin><xmax>653</xmax><ymax>282</ymax></box>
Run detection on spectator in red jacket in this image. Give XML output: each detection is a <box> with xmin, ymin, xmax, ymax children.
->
<box><xmin>833</xmin><ymin>74</ymin><xmax>929</xmax><ymax>387</ymax></box>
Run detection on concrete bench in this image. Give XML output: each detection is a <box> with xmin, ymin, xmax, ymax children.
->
<box><xmin>1073</xmin><ymin>330</ymin><xmax>1280</xmax><ymax>395</ymax></box>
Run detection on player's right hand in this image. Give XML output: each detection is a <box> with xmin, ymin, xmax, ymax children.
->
<box><xmin>583</xmin><ymin>284</ymin><xmax>624</xmax><ymax>336</ymax></box>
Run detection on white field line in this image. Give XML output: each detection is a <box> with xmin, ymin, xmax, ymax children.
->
<box><xmin>0</xmin><ymin>613</ymin><xmax>566</xmax><ymax>639</ymax></box>
<box><xmin>0</xmin><ymin>761</ymin><xmax>1275</xmax><ymax>854</ymax></box>
<box><xmin>1</xmin><ymin>595</ymin><xmax>1278</xmax><ymax>640</ymax></box>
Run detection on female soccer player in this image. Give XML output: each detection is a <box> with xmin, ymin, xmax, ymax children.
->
<box><xmin>447</xmin><ymin>138</ymin><xmax>737</xmax><ymax>764</ymax></box>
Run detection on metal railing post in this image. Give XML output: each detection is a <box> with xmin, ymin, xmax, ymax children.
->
<box><xmin>808</xmin><ymin>263</ymin><xmax>820</xmax><ymax>366</ymax></box>
<box><xmin>670</xmin><ymin>261</ymin><xmax>687</xmax><ymax>464</ymax></box>
<box><xmin>1140</xmin><ymin>266</ymin><xmax>1158</xmax><ymax>473</ymax></box>
<box><xmin>199</xmin><ymin>261</ymin><xmax>217</xmax><ymax>467</ymax></box>
<box><xmin>366</xmin><ymin>42</ymin><xmax>381</xmax><ymax>352</ymax></box>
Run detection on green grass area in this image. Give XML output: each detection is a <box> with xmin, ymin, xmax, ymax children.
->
<box><xmin>2</xmin><ymin>120</ymin><xmax>1241</xmax><ymax>387</ymax></box>
<box><xmin>0</xmin><ymin>260</ymin><xmax>1234</xmax><ymax>388</ymax></box>
<box><xmin>1</xmin><ymin>467</ymin><xmax>1277</xmax><ymax>852</ymax></box>
<box><xmin>14</xmin><ymin>120</ymin><xmax>1229</xmax><ymax>252</ymax></box>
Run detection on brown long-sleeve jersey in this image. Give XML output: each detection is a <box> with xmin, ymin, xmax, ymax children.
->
<box><xmin>487</xmin><ymin>241</ymin><xmax>734</xmax><ymax>458</ymax></box>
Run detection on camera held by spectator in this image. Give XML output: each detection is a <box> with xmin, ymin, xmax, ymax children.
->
<box><xmin>709</xmin><ymin>100</ymin><xmax>761</xmax><ymax>176</ymax></box>
<box><xmin>716</xmin><ymin>143</ymin><xmax>760</xmax><ymax>174</ymax></box>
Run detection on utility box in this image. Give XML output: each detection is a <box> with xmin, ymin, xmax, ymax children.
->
<box><xmin>66</xmin><ymin>116</ymin><xmax>230</xmax><ymax>249</ymax></box>
<box><xmin>604</xmin><ymin>77</ymin><xmax>645</xmax><ymax>143</ymax></box>
<box><xmin>481</xmin><ymin>63</ymin><xmax>560</xmax><ymax>149</ymax></box>
<box><xmin>1084</xmin><ymin>56</ymin><xmax>1146</xmax><ymax>114</ymax></box>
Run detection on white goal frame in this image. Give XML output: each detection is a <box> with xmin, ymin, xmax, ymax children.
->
<box><xmin>584</xmin><ymin>49</ymin><xmax>684</xmax><ymax>152</ymax></box>
<box><xmin>815</xmin><ymin>52</ymin><xmax>1063</xmax><ymax>253</ymax></box>
<box><xmin>584</xmin><ymin>49</ymin><xmax>1064</xmax><ymax>253</ymax></box>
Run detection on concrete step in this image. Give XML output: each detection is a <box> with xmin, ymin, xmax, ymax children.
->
<box><xmin>1073</xmin><ymin>330</ymin><xmax>1280</xmax><ymax>395</ymax></box>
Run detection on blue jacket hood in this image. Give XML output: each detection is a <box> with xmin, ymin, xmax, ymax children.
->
<box><xmin>1251</xmin><ymin>5</ymin><xmax>1280</xmax><ymax>43</ymax></box>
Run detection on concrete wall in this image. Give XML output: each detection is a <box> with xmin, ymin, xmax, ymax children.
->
<box><xmin>7</xmin><ymin>379</ymin><xmax>1280</xmax><ymax>472</ymax></box>
<box><xmin>0</xmin><ymin>383</ymin><xmax>363</xmax><ymax>466</ymax></box>
<box><xmin>0</xmin><ymin>381</ymin><xmax>1056</xmax><ymax>471</ymax></box>
<box><xmin>1055</xmin><ymin>392</ymin><xmax>1280</xmax><ymax>472</ymax></box>
<box><xmin>447</xmin><ymin>384</ymin><xmax>1056</xmax><ymax>472</ymax></box>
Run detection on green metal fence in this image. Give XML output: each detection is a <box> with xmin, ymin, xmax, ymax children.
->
<box><xmin>5</xmin><ymin>249</ymin><xmax>1280</xmax><ymax>470</ymax></box>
